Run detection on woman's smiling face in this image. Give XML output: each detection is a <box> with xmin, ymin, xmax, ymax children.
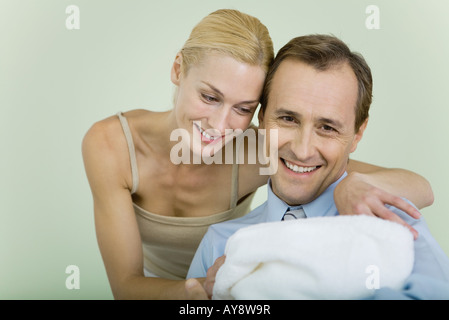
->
<box><xmin>171</xmin><ymin>52</ymin><xmax>266</xmax><ymax>159</ymax></box>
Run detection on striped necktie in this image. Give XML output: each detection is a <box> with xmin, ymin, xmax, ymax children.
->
<box><xmin>282</xmin><ymin>206</ymin><xmax>306</xmax><ymax>221</ymax></box>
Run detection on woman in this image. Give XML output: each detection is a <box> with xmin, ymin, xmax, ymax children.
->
<box><xmin>82</xmin><ymin>9</ymin><xmax>433</xmax><ymax>299</ymax></box>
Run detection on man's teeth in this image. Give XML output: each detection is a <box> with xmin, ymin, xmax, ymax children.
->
<box><xmin>284</xmin><ymin>160</ymin><xmax>317</xmax><ymax>173</ymax></box>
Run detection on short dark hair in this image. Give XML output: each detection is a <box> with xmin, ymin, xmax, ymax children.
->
<box><xmin>260</xmin><ymin>34</ymin><xmax>373</xmax><ymax>132</ymax></box>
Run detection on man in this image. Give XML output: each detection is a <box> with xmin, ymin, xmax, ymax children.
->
<box><xmin>186</xmin><ymin>35</ymin><xmax>449</xmax><ymax>299</ymax></box>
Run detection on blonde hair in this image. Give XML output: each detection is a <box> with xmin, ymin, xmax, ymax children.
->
<box><xmin>180</xmin><ymin>9</ymin><xmax>274</xmax><ymax>74</ymax></box>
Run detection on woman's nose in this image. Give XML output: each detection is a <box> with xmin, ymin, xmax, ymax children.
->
<box><xmin>208</xmin><ymin>107</ymin><xmax>232</xmax><ymax>135</ymax></box>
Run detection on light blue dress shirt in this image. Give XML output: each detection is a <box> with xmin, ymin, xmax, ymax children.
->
<box><xmin>187</xmin><ymin>172</ymin><xmax>449</xmax><ymax>299</ymax></box>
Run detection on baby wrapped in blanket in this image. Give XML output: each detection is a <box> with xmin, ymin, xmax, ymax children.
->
<box><xmin>213</xmin><ymin>215</ymin><xmax>414</xmax><ymax>300</ymax></box>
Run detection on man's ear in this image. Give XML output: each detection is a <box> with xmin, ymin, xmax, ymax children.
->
<box><xmin>170</xmin><ymin>53</ymin><xmax>183</xmax><ymax>85</ymax></box>
<box><xmin>257</xmin><ymin>107</ymin><xmax>265</xmax><ymax>128</ymax></box>
<box><xmin>350</xmin><ymin>118</ymin><xmax>368</xmax><ymax>153</ymax></box>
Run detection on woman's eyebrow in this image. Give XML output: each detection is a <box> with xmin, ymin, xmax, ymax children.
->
<box><xmin>201</xmin><ymin>81</ymin><xmax>224</xmax><ymax>97</ymax></box>
<box><xmin>201</xmin><ymin>81</ymin><xmax>260</xmax><ymax>105</ymax></box>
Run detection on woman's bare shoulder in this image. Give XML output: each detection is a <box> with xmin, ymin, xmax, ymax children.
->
<box><xmin>82</xmin><ymin>113</ymin><xmax>135</xmax><ymax>191</ymax></box>
<box><xmin>82</xmin><ymin>109</ymin><xmax>154</xmax><ymax>148</ymax></box>
<box><xmin>83</xmin><ymin>114</ymin><xmax>123</xmax><ymax>151</ymax></box>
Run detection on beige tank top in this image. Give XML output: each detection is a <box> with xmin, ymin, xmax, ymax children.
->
<box><xmin>117</xmin><ymin>112</ymin><xmax>254</xmax><ymax>280</ymax></box>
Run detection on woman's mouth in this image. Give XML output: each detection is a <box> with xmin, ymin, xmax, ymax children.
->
<box><xmin>194</xmin><ymin>123</ymin><xmax>222</xmax><ymax>143</ymax></box>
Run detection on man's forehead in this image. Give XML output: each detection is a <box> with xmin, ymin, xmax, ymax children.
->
<box><xmin>266</xmin><ymin>60</ymin><xmax>358</xmax><ymax>120</ymax></box>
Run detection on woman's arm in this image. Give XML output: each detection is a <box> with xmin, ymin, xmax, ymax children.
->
<box><xmin>82</xmin><ymin>120</ymin><xmax>194</xmax><ymax>299</ymax></box>
<box><xmin>335</xmin><ymin>159</ymin><xmax>434</xmax><ymax>239</ymax></box>
<box><xmin>346</xmin><ymin>159</ymin><xmax>434</xmax><ymax>209</ymax></box>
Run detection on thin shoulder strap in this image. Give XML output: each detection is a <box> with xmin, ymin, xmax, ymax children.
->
<box><xmin>229</xmin><ymin>141</ymin><xmax>240</xmax><ymax>209</ymax></box>
<box><xmin>229</xmin><ymin>162</ymin><xmax>239</xmax><ymax>209</ymax></box>
<box><xmin>116</xmin><ymin>112</ymin><xmax>139</xmax><ymax>194</ymax></box>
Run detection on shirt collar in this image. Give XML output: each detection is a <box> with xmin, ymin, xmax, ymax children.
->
<box><xmin>264</xmin><ymin>171</ymin><xmax>348</xmax><ymax>221</ymax></box>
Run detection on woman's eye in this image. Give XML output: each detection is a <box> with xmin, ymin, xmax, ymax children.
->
<box><xmin>237</xmin><ymin>106</ymin><xmax>252</xmax><ymax>114</ymax></box>
<box><xmin>201</xmin><ymin>94</ymin><xmax>218</xmax><ymax>103</ymax></box>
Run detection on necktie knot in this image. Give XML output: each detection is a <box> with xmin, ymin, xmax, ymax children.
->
<box><xmin>282</xmin><ymin>207</ymin><xmax>306</xmax><ymax>221</ymax></box>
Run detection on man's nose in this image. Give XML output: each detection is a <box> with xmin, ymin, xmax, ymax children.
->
<box><xmin>291</xmin><ymin>128</ymin><xmax>316</xmax><ymax>162</ymax></box>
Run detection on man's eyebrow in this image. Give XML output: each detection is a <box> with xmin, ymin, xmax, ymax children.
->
<box><xmin>201</xmin><ymin>81</ymin><xmax>260</xmax><ymax>105</ymax></box>
<box><xmin>274</xmin><ymin>108</ymin><xmax>344</xmax><ymax>128</ymax></box>
<box><xmin>317</xmin><ymin>117</ymin><xmax>343</xmax><ymax>129</ymax></box>
<box><xmin>274</xmin><ymin>108</ymin><xmax>301</xmax><ymax>118</ymax></box>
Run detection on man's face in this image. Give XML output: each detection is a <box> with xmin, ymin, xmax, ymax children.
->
<box><xmin>259</xmin><ymin>59</ymin><xmax>367</xmax><ymax>206</ymax></box>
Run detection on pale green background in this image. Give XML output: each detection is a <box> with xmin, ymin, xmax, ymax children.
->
<box><xmin>1</xmin><ymin>0</ymin><xmax>448</xmax><ymax>299</ymax></box>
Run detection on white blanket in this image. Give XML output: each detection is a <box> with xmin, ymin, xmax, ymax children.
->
<box><xmin>213</xmin><ymin>215</ymin><xmax>414</xmax><ymax>300</ymax></box>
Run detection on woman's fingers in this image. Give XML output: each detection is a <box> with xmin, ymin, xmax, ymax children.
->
<box><xmin>380</xmin><ymin>192</ymin><xmax>422</xmax><ymax>220</ymax></box>
<box><xmin>367</xmin><ymin>201</ymin><xmax>419</xmax><ymax>240</ymax></box>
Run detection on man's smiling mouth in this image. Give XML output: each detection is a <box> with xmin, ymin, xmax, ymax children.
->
<box><xmin>282</xmin><ymin>158</ymin><xmax>321</xmax><ymax>173</ymax></box>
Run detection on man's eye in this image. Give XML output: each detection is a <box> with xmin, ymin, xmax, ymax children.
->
<box><xmin>322</xmin><ymin>125</ymin><xmax>336</xmax><ymax>132</ymax></box>
<box><xmin>281</xmin><ymin>116</ymin><xmax>295</xmax><ymax>122</ymax></box>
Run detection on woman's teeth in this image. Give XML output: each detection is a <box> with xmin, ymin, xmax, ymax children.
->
<box><xmin>201</xmin><ymin>130</ymin><xmax>217</xmax><ymax>140</ymax></box>
<box><xmin>197</xmin><ymin>124</ymin><xmax>218</xmax><ymax>140</ymax></box>
<box><xmin>284</xmin><ymin>159</ymin><xmax>318</xmax><ymax>173</ymax></box>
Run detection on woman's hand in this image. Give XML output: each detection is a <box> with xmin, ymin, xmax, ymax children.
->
<box><xmin>335</xmin><ymin>172</ymin><xmax>421</xmax><ymax>239</ymax></box>
<box><xmin>185</xmin><ymin>255</ymin><xmax>226</xmax><ymax>300</ymax></box>
<box><xmin>185</xmin><ymin>278</ymin><xmax>209</xmax><ymax>300</ymax></box>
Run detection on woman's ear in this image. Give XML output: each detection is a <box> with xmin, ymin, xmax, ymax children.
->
<box><xmin>170</xmin><ymin>53</ymin><xmax>183</xmax><ymax>85</ymax></box>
